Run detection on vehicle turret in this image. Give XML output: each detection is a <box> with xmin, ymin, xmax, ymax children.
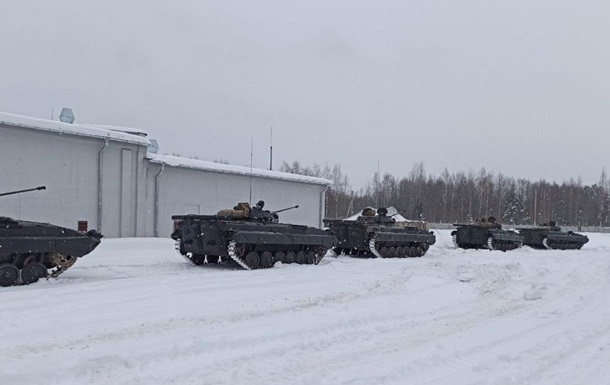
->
<box><xmin>215</xmin><ymin>201</ymin><xmax>299</xmax><ymax>223</ymax></box>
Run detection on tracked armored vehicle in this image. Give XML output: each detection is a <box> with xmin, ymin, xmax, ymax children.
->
<box><xmin>452</xmin><ymin>217</ymin><xmax>523</xmax><ymax>251</ymax></box>
<box><xmin>517</xmin><ymin>221</ymin><xmax>588</xmax><ymax>250</ymax></box>
<box><xmin>324</xmin><ymin>207</ymin><xmax>436</xmax><ymax>258</ymax></box>
<box><xmin>171</xmin><ymin>201</ymin><xmax>338</xmax><ymax>270</ymax></box>
<box><xmin>0</xmin><ymin>186</ymin><xmax>103</xmax><ymax>287</ymax></box>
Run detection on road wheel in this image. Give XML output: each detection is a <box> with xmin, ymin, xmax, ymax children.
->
<box><xmin>190</xmin><ymin>254</ymin><xmax>206</xmax><ymax>265</ymax></box>
<box><xmin>0</xmin><ymin>264</ymin><xmax>19</xmax><ymax>287</ymax></box>
<box><xmin>296</xmin><ymin>251</ymin><xmax>306</xmax><ymax>264</ymax></box>
<box><xmin>244</xmin><ymin>252</ymin><xmax>260</xmax><ymax>269</ymax></box>
<box><xmin>259</xmin><ymin>251</ymin><xmax>274</xmax><ymax>268</ymax></box>
<box><xmin>305</xmin><ymin>251</ymin><xmax>316</xmax><ymax>264</ymax></box>
<box><xmin>285</xmin><ymin>252</ymin><xmax>296</xmax><ymax>264</ymax></box>
<box><xmin>21</xmin><ymin>262</ymin><xmax>48</xmax><ymax>284</ymax></box>
<box><xmin>273</xmin><ymin>252</ymin><xmax>285</xmax><ymax>264</ymax></box>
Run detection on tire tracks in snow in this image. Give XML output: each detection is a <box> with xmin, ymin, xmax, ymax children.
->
<box><xmin>4</xmin><ymin>241</ymin><xmax>610</xmax><ymax>385</ymax></box>
<box><xmin>341</xmin><ymin>257</ymin><xmax>610</xmax><ymax>385</ymax></box>
<box><xmin>9</xmin><ymin>282</ymin><xmax>536</xmax><ymax>384</ymax></box>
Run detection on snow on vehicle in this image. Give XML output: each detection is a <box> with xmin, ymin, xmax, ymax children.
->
<box><xmin>324</xmin><ymin>207</ymin><xmax>436</xmax><ymax>258</ymax></box>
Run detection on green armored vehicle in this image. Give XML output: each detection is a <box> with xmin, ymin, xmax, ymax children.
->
<box><xmin>324</xmin><ymin>207</ymin><xmax>436</xmax><ymax>258</ymax></box>
<box><xmin>451</xmin><ymin>217</ymin><xmax>523</xmax><ymax>251</ymax></box>
<box><xmin>517</xmin><ymin>221</ymin><xmax>588</xmax><ymax>250</ymax></box>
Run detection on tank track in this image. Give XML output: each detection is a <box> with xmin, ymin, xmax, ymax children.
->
<box><xmin>227</xmin><ymin>240</ymin><xmax>251</xmax><ymax>270</ymax></box>
<box><xmin>542</xmin><ymin>238</ymin><xmax>584</xmax><ymax>250</ymax></box>
<box><xmin>174</xmin><ymin>239</ymin><xmax>226</xmax><ymax>266</ymax></box>
<box><xmin>452</xmin><ymin>233</ymin><xmax>459</xmax><ymax>248</ymax></box>
<box><xmin>227</xmin><ymin>241</ymin><xmax>326</xmax><ymax>270</ymax></box>
<box><xmin>314</xmin><ymin>253</ymin><xmax>324</xmax><ymax>265</ymax></box>
<box><xmin>175</xmin><ymin>239</ymin><xmax>196</xmax><ymax>265</ymax></box>
<box><xmin>487</xmin><ymin>237</ymin><xmax>521</xmax><ymax>252</ymax></box>
<box><xmin>368</xmin><ymin>237</ymin><xmax>382</xmax><ymax>258</ymax></box>
<box><xmin>367</xmin><ymin>237</ymin><xmax>429</xmax><ymax>258</ymax></box>
<box><xmin>173</xmin><ymin>240</ymin><xmax>230</xmax><ymax>268</ymax></box>
<box><xmin>542</xmin><ymin>238</ymin><xmax>552</xmax><ymax>250</ymax></box>
<box><xmin>175</xmin><ymin>239</ymin><xmax>326</xmax><ymax>271</ymax></box>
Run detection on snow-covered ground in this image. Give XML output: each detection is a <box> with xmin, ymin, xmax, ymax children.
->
<box><xmin>2</xmin><ymin>230</ymin><xmax>610</xmax><ymax>385</ymax></box>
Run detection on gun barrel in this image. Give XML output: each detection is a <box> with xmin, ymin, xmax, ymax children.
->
<box><xmin>0</xmin><ymin>186</ymin><xmax>46</xmax><ymax>197</ymax></box>
<box><xmin>272</xmin><ymin>205</ymin><xmax>300</xmax><ymax>214</ymax></box>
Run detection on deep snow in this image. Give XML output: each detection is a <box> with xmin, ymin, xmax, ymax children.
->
<box><xmin>1</xmin><ymin>230</ymin><xmax>609</xmax><ymax>385</ymax></box>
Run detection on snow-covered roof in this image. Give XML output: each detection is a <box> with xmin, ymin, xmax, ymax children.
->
<box><xmin>148</xmin><ymin>153</ymin><xmax>332</xmax><ymax>186</ymax></box>
<box><xmin>80</xmin><ymin>123</ymin><xmax>149</xmax><ymax>137</ymax></box>
<box><xmin>0</xmin><ymin>111</ymin><xmax>150</xmax><ymax>145</ymax></box>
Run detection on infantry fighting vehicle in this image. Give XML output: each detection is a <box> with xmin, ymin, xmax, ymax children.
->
<box><xmin>171</xmin><ymin>201</ymin><xmax>338</xmax><ymax>270</ymax></box>
<box><xmin>324</xmin><ymin>207</ymin><xmax>436</xmax><ymax>258</ymax></box>
<box><xmin>0</xmin><ymin>186</ymin><xmax>103</xmax><ymax>287</ymax></box>
<box><xmin>517</xmin><ymin>221</ymin><xmax>589</xmax><ymax>250</ymax></box>
<box><xmin>451</xmin><ymin>217</ymin><xmax>523</xmax><ymax>251</ymax></box>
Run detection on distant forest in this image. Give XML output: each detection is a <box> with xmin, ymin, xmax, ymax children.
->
<box><xmin>280</xmin><ymin>161</ymin><xmax>610</xmax><ymax>227</ymax></box>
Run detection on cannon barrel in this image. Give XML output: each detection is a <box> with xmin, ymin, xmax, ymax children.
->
<box><xmin>272</xmin><ymin>205</ymin><xmax>300</xmax><ymax>215</ymax></box>
<box><xmin>0</xmin><ymin>186</ymin><xmax>46</xmax><ymax>197</ymax></box>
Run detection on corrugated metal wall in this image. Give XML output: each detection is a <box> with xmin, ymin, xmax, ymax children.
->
<box><xmin>146</xmin><ymin>163</ymin><xmax>327</xmax><ymax>237</ymax></box>
<box><xmin>1</xmin><ymin>123</ymin><xmax>327</xmax><ymax>238</ymax></box>
<box><xmin>0</xmin><ymin>125</ymin><xmax>100</xmax><ymax>226</ymax></box>
<box><xmin>0</xmin><ymin>124</ymin><xmax>146</xmax><ymax>238</ymax></box>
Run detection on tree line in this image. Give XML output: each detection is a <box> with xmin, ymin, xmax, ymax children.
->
<box><xmin>280</xmin><ymin>161</ymin><xmax>610</xmax><ymax>227</ymax></box>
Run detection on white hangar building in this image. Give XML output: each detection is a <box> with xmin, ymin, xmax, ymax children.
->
<box><xmin>0</xmin><ymin>111</ymin><xmax>331</xmax><ymax>238</ymax></box>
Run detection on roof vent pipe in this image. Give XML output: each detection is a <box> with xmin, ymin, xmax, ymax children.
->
<box><xmin>59</xmin><ymin>108</ymin><xmax>75</xmax><ymax>123</ymax></box>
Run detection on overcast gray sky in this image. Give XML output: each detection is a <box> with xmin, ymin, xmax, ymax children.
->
<box><xmin>1</xmin><ymin>0</ymin><xmax>608</xmax><ymax>188</ymax></box>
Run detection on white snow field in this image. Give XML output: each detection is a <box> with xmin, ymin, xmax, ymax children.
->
<box><xmin>2</xmin><ymin>230</ymin><xmax>610</xmax><ymax>385</ymax></box>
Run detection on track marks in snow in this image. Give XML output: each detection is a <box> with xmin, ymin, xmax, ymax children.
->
<box><xmin>8</xmin><ymin>278</ymin><xmax>529</xmax><ymax>384</ymax></box>
<box><xmin>2</xmin><ymin>233</ymin><xmax>610</xmax><ymax>385</ymax></box>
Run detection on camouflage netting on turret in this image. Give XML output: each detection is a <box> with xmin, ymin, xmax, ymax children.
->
<box><xmin>468</xmin><ymin>217</ymin><xmax>502</xmax><ymax>229</ymax></box>
<box><xmin>345</xmin><ymin>206</ymin><xmax>430</xmax><ymax>231</ymax></box>
<box><xmin>217</xmin><ymin>202</ymin><xmax>251</xmax><ymax>219</ymax></box>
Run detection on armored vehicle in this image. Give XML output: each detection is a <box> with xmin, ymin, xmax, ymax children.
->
<box><xmin>451</xmin><ymin>217</ymin><xmax>523</xmax><ymax>251</ymax></box>
<box><xmin>171</xmin><ymin>201</ymin><xmax>338</xmax><ymax>270</ymax></box>
<box><xmin>517</xmin><ymin>221</ymin><xmax>588</xmax><ymax>250</ymax></box>
<box><xmin>0</xmin><ymin>186</ymin><xmax>103</xmax><ymax>287</ymax></box>
<box><xmin>324</xmin><ymin>207</ymin><xmax>436</xmax><ymax>258</ymax></box>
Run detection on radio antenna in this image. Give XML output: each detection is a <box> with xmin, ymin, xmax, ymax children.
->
<box><xmin>376</xmin><ymin>159</ymin><xmax>380</xmax><ymax>208</ymax></box>
<box><xmin>269</xmin><ymin>126</ymin><xmax>273</xmax><ymax>171</ymax></box>
<box><xmin>249</xmin><ymin>135</ymin><xmax>254</xmax><ymax>204</ymax></box>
